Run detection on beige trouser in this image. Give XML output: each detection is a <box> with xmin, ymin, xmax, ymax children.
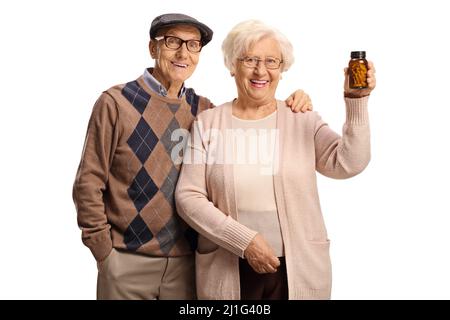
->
<box><xmin>96</xmin><ymin>248</ymin><xmax>195</xmax><ymax>300</ymax></box>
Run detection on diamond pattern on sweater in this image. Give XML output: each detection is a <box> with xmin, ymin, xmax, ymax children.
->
<box><xmin>124</xmin><ymin>214</ymin><xmax>154</xmax><ymax>251</ymax></box>
<box><xmin>127</xmin><ymin>118</ymin><xmax>158</xmax><ymax>164</ymax></box>
<box><xmin>145</xmin><ymin>100</ymin><xmax>174</xmax><ymax>139</ymax></box>
<box><xmin>122</xmin><ymin>81</ymin><xmax>151</xmax><ymax>114</ymax></box>
<box><xmin>168</xmin><ymin>103</ymin><xmax>180</xmax><ymax>114</ymax></box>
<box><xmin>161</xmin><ymin>117</ymin><xmax>181</xmax><ymax>158</ymax></box>
<box><xmin>160</xmin><ymin>166</ymin><xmax>179</xmax><ymax>211</ymax></box>
<box><xmin>156</xmin><ymin>214</ymin><xmax>182</xmax><ymax>255</ymax></box>
<box><xmin>127</xmin><ymin>167</ymin><xmax>158</xmax><ymax>212</ymax></box>
<box><xmin>119</xmin><ymin>82</ymin><xmax>206</xmax><ymax>254</ymax></box>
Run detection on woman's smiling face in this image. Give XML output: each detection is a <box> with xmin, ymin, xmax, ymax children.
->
<box><xmin>233</xmin><ymin>37</ymin><xmax>283</xmax><ymax>104</ymax></box>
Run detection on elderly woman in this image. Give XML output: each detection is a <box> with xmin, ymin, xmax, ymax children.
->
<box><xmin>175</xmin><ymin>20</ymin><xmax>375</xmax><ymax>300</ymax></box>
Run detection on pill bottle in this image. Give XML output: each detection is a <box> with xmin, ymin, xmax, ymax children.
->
<box><xmin>348</xmin><ymin>51</ymin><xmax>368</xmax><ymax>89</ymax></box>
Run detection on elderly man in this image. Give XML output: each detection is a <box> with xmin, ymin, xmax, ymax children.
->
<box><xmin>73</xmin><ymin>13</ymin><xmax>313</xmax><ymax>300</ymax></box>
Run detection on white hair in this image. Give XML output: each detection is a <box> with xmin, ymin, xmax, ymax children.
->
<box><xmin>221</xmin><ymin>20</ymin><xmax>294</xmax><ymax>73</ymax></box>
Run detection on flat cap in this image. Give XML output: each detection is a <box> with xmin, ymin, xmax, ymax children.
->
<box><xmin>150</xmin><ymin>13</ymin><xmax>213</xmax><ymax>46</ymax></box>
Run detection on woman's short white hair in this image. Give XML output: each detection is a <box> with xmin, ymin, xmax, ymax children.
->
<box><xmin>222</xmin><ymin>20</ymin><xmax>294</xmax><ymax>73</ymax></box>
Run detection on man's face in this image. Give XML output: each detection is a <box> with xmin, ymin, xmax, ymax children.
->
<box><xmin>150</xmin><ymin>25</ymin><xmax>201</xmax><ymax>85</ymax></box>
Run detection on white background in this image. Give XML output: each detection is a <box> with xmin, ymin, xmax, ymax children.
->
<box><xmin>1</xmin><ymin>0</ymin><xmax>449</xmax><ymax>299</ymax></box>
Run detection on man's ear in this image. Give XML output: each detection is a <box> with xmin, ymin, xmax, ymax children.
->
<box><xmin>149</xmin><ymin>40</ymin><xmax>157</xmax><ymax>59</ymax></box>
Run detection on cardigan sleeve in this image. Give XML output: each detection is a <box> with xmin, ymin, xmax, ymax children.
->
<box><xmin>314</xmin><ymin>96</ymin><xmax>371</xmax><ymax>179</ymax></box>
<box><xmin>175</xmin><ymin>118</ymin><xmax>257</xmax><ymax>258</ymax></box>
<box><xmin>72</xmin><ymin>92</ymin><xmax>119</xmax><ymax>261</ymax></box>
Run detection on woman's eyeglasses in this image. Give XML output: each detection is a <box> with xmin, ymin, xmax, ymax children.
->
<box><xmin>238</xmin><ymin>56</ymin><xmax>283</xmax><ymax>69</ymax></box>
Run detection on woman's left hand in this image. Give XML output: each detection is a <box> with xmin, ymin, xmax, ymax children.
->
<box><xmin>285</xmin><ymin>89</ymin><xmax>313</xmax><ymax>113</ymax></box>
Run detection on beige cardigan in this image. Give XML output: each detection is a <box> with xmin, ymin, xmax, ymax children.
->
<box><xmin>175</xmin><ymin>97</ymin><xmax>370</xmax><ymax>299</ymax></box>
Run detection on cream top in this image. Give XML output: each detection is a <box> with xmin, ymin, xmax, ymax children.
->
<box><xmin>232</xmin><ymin>111</ymin><xmax>284</xmax><ymax>257</ymax></box>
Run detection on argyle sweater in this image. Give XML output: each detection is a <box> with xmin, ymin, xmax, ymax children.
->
<box><xmin>73</xmin><ymin>75</ymin><xmax>213</xmax><ymax>261</ymax></box>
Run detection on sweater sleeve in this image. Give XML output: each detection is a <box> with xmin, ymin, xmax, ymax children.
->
<box><xmin>73</xmin><ymin>92</ymin><xmax>119</xmax><ymax>261</ymax></box>
<box><xmin>314</xmin><ymin>96</ymin><xmax>371</xmax><ymax>179</ymax></box>
<box><xmin>175</xmin><ymin>118</ymin><xmax>257</xmax><ymax>258</ymax></box>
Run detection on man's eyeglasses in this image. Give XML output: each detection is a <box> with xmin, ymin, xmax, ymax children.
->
<box><xmin>155</xmin><ymin>36</ymin><xmax>203</xmax><ymax>53</ymax></box>
<box><xmin>238</xmin><ymin>56</ymin><xmax>283</xmax><ymax>69</ymax></box>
